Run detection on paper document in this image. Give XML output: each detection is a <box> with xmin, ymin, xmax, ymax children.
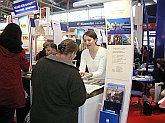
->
<box><xmin>158</xmin><ymin>97</ymin><xmax>165</xmax><ymax>109</ymax></box>
<box><xmin>85</xmin><ymin>84</ymin><xmax>104</xmax><ymax>94</ymax></box>
<box><xmin>158</xmin><ymin>97</ymin><xmax>165</xmax><ymax>104</ymax></box>
<box><xmin>154</xmin><ymin>83</ymin><xmax>161</xmax><ymax>103</ymax></box>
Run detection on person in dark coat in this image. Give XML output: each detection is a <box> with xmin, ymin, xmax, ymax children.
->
<box><xmin>35</xmin><ymin>42</ymin><xmax>47</xmax><ymax>61</ymax></box>
<box><xmin>0</xmin><ymin>23</ymin><xmax>29</xmax><ymax>123</ymax></box>
<box><xmin>31</xmin><ymin>39</ymin><xmax>86</xmax><ymax>123</ymax></box>
<box><xmin>149</xmin><ymin>58</ymin><xmax>165</xmax><ymax>100</ymax></box>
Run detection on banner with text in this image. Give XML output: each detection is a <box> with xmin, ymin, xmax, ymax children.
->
<box><xmin>13</xmin><ymin>0</ymin><xmax>39</xmax><ymax>15</ymax></box>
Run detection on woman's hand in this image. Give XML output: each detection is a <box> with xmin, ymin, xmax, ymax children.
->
<box><xmin>79</xmin><ymin>72</ymin><xmax>93</xmax><ymax>78</ymax></box>
<box><xmin>79</xmin><ymin>72</ymin><xmax>86</xmax><ymax>77</ymax></box>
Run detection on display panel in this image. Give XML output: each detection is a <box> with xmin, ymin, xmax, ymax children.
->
<box><xmin>143</xmin><ymin>31</ymin><xmax>156</xmax><ymax>47</ymax></box>
<box><xmin>76</xmin><ymin>28</ymin><xmax>85</xmax><ymax>39</ymax></box>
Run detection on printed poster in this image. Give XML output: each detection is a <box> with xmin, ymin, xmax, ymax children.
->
<box><xmin>106</xmin><ymin>83</ymin><xmax>125</xmax><ymax>104</ymax></box>
<box><xmin>107</xmin><ymin>18</ymin><xmax>131</xmax><ymax>45</ymax></box>
<box><xmin>104</xmin><ymin>0</ymin><xmax>131</xmax><ymax>19</ymax></box>
<box><xmin>106</xmin><ymin>46</ymin><xmax>133</xmax><ymax>82</ymax></box>
<box><xmin>19</xmin><ymin>16</ymin><xmax>30</xmax><ymax>54</ymax></box>
<box><xmin>107</xmin><ymin>18</ymin><xmax>131</xmax><ymax>34</ymax></box>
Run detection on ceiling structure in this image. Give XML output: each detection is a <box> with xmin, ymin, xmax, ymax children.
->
<box><xmin>0</xmin><ymin>0</ymin><xmax>157</xmax><ymax>22</ymax></box>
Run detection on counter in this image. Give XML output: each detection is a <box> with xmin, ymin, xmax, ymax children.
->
<box><xmin>78</xmin><ymin>79</ymin><xmax>104</xmax><ymax>123</ymax></box>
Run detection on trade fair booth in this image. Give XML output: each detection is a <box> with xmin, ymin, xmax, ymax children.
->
<box><xmin>1</xmin><ymin>0</ymin><xmax>148</xmax><ymax>123</ymax></box>
<box><xmin>73</xmin><ymin>0</ymin><xmax>133</xmax><ymax>123</ymax></box>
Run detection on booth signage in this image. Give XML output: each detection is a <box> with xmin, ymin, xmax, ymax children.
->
<box><xmin>69</xmin><ymin>19</ymin><xmax>105</xmax><ymax>27</ymax></box>
<box><xmin>60</xmin><ymin>23</ymin><xmax>68</xmax><ymax>31</ymax></box>
<box><xmin>142</xmin><ymin>23</ymin><xmax>156</xmax><ymax>30</ymax></box>
<box><xmin>74</xmin><ymin>0</ymin><xmax>84</xmax><ymax>2</ymax></box>
<box><xmin>12</xmin><ymin>0</ymin><xmax>39</xmax><ymax>15</ymax></box>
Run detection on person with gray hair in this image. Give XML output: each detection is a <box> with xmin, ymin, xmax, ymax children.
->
<box><xmin>45</xmin><ymin>42</ymin><xmax>57</xmax><ymax>55</ymax></box>
<box><xmin>31</xmin><ymin>39</ymin><xmax>86</xmax><ymax>123</ymax></box>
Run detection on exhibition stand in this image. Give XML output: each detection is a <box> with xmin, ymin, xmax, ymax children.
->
<box><xmin>1</xmin><ymin>0</ymin><xmax>137</xmax><ymax>122</ymax></box>
<box><xmin>73</xmin><ymin>0</ymin><xmax>134</xmax><ymax>123</ymax></box>
<box><xmin>103</xmin><ymin>0</ymin><xmax>133</xmax><ymax>123</ymax></box>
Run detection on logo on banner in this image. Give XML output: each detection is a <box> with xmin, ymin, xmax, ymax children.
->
<box><xmin>74</xmin><ymin>0</ymin><xmax>84</xmax><ymax>2</ymax></box>
<box><xmin>69</xmin><ymin>19</ymin><xmax>105</xmax><ymax>27</ymax></box>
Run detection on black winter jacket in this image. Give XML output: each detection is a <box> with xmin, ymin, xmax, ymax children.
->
<box><xmin>31</xmin><ymin>54</ymin><xmax>86</xmax><ymax>123</ymax></box>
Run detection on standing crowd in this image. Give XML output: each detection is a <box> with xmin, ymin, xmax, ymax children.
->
<box><xmin>0</xmin><ymin>23</ymin><xmax>107</xmax><ymax>123</ymax></box>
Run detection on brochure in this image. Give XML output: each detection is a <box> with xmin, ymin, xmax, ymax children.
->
<box><xmin>106</xmin><ymin>83</ymin><xmax>125</xmax><ymax>104</ymax></box>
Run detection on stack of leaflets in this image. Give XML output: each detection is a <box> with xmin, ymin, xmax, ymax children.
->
<box><xmin>99</xmin><ymin>110</ymin><xmax>118</xmax><ymax>123</ymax></box>
<box><xmin>104</xmin><ymin>83</ymin><xmax>125</xmax><ymax>115</ymax></box>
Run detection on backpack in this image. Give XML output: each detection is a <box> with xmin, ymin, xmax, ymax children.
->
<box><xmin>143</xmin><ymin>101</ymin><xmax>152</xmax><ymax>116</ymax></box>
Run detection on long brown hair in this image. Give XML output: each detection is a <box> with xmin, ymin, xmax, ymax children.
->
<box><xmin>157</xmin><ymin>58</ymin><xmax>165</xmax><ymax>69</ymax></box>
<box><xmin>83</xmin><ymin>30</ymin><xmax>98</xmax><ymax>40</ymax></box>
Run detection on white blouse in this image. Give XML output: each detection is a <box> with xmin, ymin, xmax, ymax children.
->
<box><xmin>79</xmin><ymin>47</ymin><xmax>107</xmax><ymax>79</ymax></box>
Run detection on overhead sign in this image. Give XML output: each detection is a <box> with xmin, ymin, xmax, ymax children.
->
<box><xmin>74</xmin><ymin>0</ymin><xmax>84</xmax><ymax>2</ymax></box>
<box><xmin>12</xmin><ymin>0</ymin><xmax>39</xmax><ymax>15</ymax></box>
<box><xmin>60</xmin><ymin>23</ymin><xmax>68</xmax><ymax>31</ymax></box>
<box><xmin>69</xmin><ymin>19</ymin><xmax>105</xmax><ymax>27</ymax></box>
<box><xmin>0</xmin><ymin>23</ymin><xmax>7</xmax><ymax>30</ymax></box>
<box><xmin>73</xmin><ymin>0</ymin><xmax>110</xmax><ymax>7</ymax></box>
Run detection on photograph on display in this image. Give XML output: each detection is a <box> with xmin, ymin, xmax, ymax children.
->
<box><xmin>22</xmin><ymin>34</ymin><xmax>30</xmax><ymax>53</ymax></box>
<box><xmin>107</xmin><ymin>34</ymin><xmax>131</xmax><ymax>45</ymax></box>
<box><xmin>143</xmin><ymin>31</ymin><xmax>156</xmax><ymax>46</ymax></box>
<box><xmin>22</xmin><ymin>35</ymin><xmax>29</xmax><ymax>41</ymax></box>
<box><xmin>41</xmin><ymin>8</ymin><xmax>46</xmax><ymax>19</ymax></box>
<box><xmin>19</xmin><ymin>16</ymin><xmax>30</xmax><ymax>35</ymax></box>
<box><xmin>106</xmin><ymin>18</ymin><xmax>131</xmax><ymax>34</ymax></box>
<box><xmin>77</xmin><ymin>28</ymin><xmax>85</xmax><ymax>39</ymax></box>
<box><xmin>106</xmin><ymin>83</ymin><xmax>125</xmax><ymax>104</ymax></box>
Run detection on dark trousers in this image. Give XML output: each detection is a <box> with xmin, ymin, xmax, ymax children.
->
<box><xmin>16</xmin><ymin>99</ymin><xmax>30</xmax><ymax>123</ymax></box>
<box><xmin>16</xmin><ymin>107</ymin><xmax>27</xmax><ymax>123</ymax></box>
<box><xmin>0</xmin><ymin>107</ymin><xmax>15</xmax><ymax>123</ymax></box>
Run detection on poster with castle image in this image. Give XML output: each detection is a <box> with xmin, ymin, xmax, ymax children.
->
<box><xmin>106</xmin><ymin>83</ymin><xmax>125</xmax><ymax>104</ymax></box>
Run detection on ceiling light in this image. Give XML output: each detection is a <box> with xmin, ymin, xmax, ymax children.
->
<box><xmin>0</xmin><ymin>0</ymin><xmax>3</xmax><ymax>3</ymax></box>
<box><xmin>138</xmin><ymin>3</ymin><xmax>141</xmax><ymax>6</ymax></box>
<box><xmin>4</xmin><ymin>15</ymin><xmax>7</xmax><ymax>18</ymax></box>
<box><xmin>153</xmin><ymin>0</ymin><xmax>157</xmax><ymax>3</ymax></box>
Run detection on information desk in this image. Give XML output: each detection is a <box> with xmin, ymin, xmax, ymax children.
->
<box><xmin>78</xmin><ymin>83</ymin><xmax>104</xmax><ymax>123</ymax></box>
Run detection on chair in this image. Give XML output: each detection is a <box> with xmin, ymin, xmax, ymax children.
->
<box><xmin>130</xmin><ymin>80</ymin><xmax>144</xmax><ymax>115</ymax></box>
<box><xmin>131</xmin><ymin>80</ymin><xmax>144</xmax><ymax>104</ymax></box>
